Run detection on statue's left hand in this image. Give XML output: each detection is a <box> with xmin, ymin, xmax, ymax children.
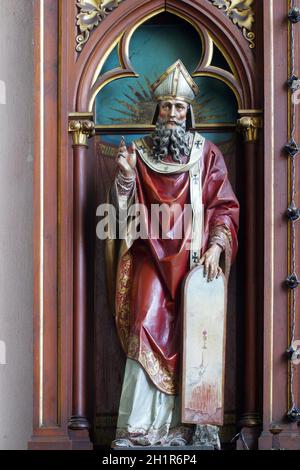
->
<box><xmin>199</xmin><ymin>244</ymin><xmax>222</xmax><ymax>282</ymax></box>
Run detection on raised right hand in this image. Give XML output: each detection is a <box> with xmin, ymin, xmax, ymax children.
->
<box><xmin>116</xmin><ymin>136</ymin><xmax>137</xmax><ymax>178</ymax></box>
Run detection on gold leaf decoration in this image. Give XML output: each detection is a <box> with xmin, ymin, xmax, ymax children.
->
<box><xmin>208</xmin><ymin>0</ymin><xmax>255</xmax><ymax>49</ymax></box>
<box><xmin>76</xmin><ymin>0</ymin><xmax>123</xmax><ymax>52</ymax></box>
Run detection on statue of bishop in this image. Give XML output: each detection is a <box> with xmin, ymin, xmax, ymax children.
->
<box><xmin>106</xmin><ymin>60</ymin><xmax>239</xmax><ymax>448</ymax></box>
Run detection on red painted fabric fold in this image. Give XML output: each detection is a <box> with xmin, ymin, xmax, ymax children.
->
<box><xmin>115</xmin><ymin>139</ymin><xmax>239</xmax><ymax>394</ymax></box>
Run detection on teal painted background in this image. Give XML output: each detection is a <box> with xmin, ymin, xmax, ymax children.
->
<box><xmin>95</xmin><ymin>20</ymin><xmax>237</xmax><ymax>126</ymax></box>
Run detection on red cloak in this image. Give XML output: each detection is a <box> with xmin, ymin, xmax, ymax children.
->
<box><xmin>112</xmin><ymin>138</ymin><xmax>239</xmax><ymax>394</ymax></box>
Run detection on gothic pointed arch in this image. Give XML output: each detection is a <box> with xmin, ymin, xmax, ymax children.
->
<box><xmin>72</xmin><ymin>0</ymin><xmax>256</xmax><ymax>112</ymax></box>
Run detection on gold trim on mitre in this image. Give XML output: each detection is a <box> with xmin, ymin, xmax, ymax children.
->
<box><xmin>150</xmin><ymin>60</ymin><xmax>199</xmax><ymax>104</ymax></box>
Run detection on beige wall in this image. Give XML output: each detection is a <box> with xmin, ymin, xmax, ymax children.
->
<box><xmin>0</xmin><ymin>0</ymin><xmax>33</xmax><ymax>449</ymax></box>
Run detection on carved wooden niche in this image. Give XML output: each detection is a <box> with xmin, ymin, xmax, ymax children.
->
<box><xmin>31</xmin><ymin>0</ymin><xmax>263</xmax><ymax>451</ymax></box>
<box><xmin>81</xmin><ymin>1</ymin><xmax>258</xmax><ymax>447</ymax></box>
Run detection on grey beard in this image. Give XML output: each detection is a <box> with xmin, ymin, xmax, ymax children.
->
<box><xmin>151</xmin><ymin>119</ymin><xmax>191</xmax><ymax>163</ymax></box>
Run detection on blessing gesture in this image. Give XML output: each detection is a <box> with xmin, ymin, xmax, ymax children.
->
<box><xmin>117</xmin><ymin>136</ymin><xmax>137</xmax><ymax>178</ymax></box>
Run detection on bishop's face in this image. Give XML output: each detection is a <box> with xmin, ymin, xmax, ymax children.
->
<box><xmin>158</xmin><ymin>99</ymin><xmax>189</xmax><ymax>129</ymax></box>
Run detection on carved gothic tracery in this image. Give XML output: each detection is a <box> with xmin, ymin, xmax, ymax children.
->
<box><xmin>76</xmin><ymin>0</ymin><xmax>124</xmax><ymax>52</ymax></box>
<box><xmin>208</xmin><ymin>0</ymin><xmax>255</xmax><ymax>49</ymax></box>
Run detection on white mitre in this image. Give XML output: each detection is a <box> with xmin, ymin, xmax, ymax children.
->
<box><xmin>150</xmin><ymin>60</ymin><xmax>199</xmax><ymax>104</ymax></box>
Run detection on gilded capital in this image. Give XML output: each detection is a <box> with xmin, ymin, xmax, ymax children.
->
<box><xmin>69</xmin><ymin>120</ymin><xmax>95</xmax><ymax>147</ymax></box>
<box><xmin>237</xmin><ymin>116</ymin><xmax>263</xmax><ymax>143</ymax></box>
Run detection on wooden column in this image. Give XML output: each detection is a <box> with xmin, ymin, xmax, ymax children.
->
<box><xmin>236</xmin><ymin>111</ymin><xmax>263</xmax><ymax>449</ymax></box>
<box><xmin>68</xmin><ymin>116</ymin><xmax>94</xmax><ymax>436</ymax></box>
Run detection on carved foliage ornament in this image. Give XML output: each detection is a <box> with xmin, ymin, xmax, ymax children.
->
<box><xmin>76</xmin><ymin>0</ymin><xmax>123</xmax><ymax>52</ymax></box>
<box><xmin>76</xmin><ymin>1</ymin><xmax>254</xmax><ymax>52</ymax></box>
<box><xmin>208</xmin><ymin>0</ymin><xmax>255</xmax><ymax>49</ymax></box>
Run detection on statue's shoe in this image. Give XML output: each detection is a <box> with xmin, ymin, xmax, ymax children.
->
<box><xmin>169</xmin><ymin>437</ymin><xmax>188</xmax><ymax>446</ymax></box>
<box><xmin>111</xmin><ymin>438</ymin><xmax>132</xmax><ymax>448</ymax></box>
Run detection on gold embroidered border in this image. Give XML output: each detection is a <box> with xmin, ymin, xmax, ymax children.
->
<box><xmin>116</xmin><ymin>254</ymin><xmax>177</xmax><ymax>395</ymax></box>
<box><xmin>139</xmin><ymin>347</ymin><xmax>177</xmax><ymax>395</ymax></box>
<box><xmin>127</xmin><ymin>334</ymin><xmax>139</xmax><ymax>358</ymax></box>
<box><xmin>126</xmin><ymin>335</ymin><xmax>177</xmax><ymax>395</ymax></box>
<box><xmin>115</xmin><ymin>252</ymin><xmax>132</xmax><ymax>351</ymax></box>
